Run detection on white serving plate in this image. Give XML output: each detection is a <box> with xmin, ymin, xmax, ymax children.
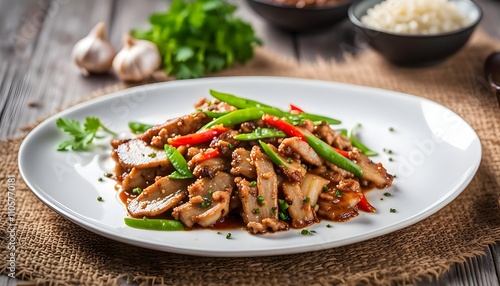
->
<box><xmin>18</xmin><ymin>76</ymin><xmax>481</xmax><ymax>257</ymax></box>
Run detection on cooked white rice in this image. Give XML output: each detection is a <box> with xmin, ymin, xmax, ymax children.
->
<box><xmin>360</xmin><ymin>0</ymin><xmax>471</xmax><ymax>35</ymax></box>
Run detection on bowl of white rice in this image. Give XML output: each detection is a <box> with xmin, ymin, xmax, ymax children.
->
<box><xmin>348</xmin><ymin>0</ymin><xmax>482</xmax><ymax>66</ymax></box>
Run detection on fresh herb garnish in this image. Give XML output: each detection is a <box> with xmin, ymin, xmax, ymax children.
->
<box><xmin>132</xmin><ymin>188</ymin><xmax>142</xmax><ymax>195</ymax></box>
<box><xmin>249</xmin><ymin>181</ymin><xmax>257</xmax><ymax>187</ymax></box>
<box><xmin>128</xmin><ymin>121</ymin><xmax>154</xmax><ymax>134</ymax></box>
<box><xmin>97</xmin><ymin>196</ymin><xmax>103</xmax><ymax>202</ymax></box>
<box><xmin>132</xmin><ymin>0</ymin><xmax>261</xmax><ymax>79</ymax></box>
<box><xmin>201</xmin><ymin>197</ymin><xmax>212</xmax><ymax>208</ymax></box>
<box><xmin>303</xmin><ymin>197</ymin><xmax>310</xmax><ymax>204</ymax></box>
<box><xmin>257</xmin><ymin>195</ymin><xmax>265</xmax><ymax>206</ymax></box>
<box><xmin>390</xmin><ymin>208</ymin><xmax>397</xmax><ymax>213</ymax></box>
<box><xmin>300</xmin><ymin>229</ymin><xmax>315</xmax><ymax>235</ymax></box>
<box><xmin>226</xmin><ymin>233</ymin><xmax>232</xmax><ymax>239</ymax></box>
<box><xmin>56</xmin><ymin>117</ymin><xmax>117</xmax><ymax>151</ymax></box>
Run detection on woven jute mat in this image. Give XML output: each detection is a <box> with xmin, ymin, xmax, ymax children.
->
<box><xmin>1</xmin><ymin>30</ymin><xmax>500</xmax><ymax>285</ymax></box>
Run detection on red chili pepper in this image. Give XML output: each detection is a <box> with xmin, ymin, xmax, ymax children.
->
<box><xmin>357</xmin><ymin>193</ymin><xmax>376</xmax><ymax>213</ymax></box>
<box><xmin>332</xmin><ymin>147</ymin><xmax>349</xmax><ymax>158</ymax></box>
<box><xmin>191</xmin><ymin>148</ymin><xmax>221</xmax><ymax>163</ymax></box>
<box><xmin>262</xmin><ymin>114</ymin><xmax>307</xmax><ymax>141</ymax></box>
<box><xmin>167</xmin><ymin>125</ymin><xmax>229</xmax><ymax>147</ymax></box>
<box><xmin>289</xmin><ymin>103</ymin><xmax>305</xmax><ymax>113</ymax></box>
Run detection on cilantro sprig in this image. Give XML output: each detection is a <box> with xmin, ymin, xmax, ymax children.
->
<box><xmin>56</xmin><ymin>117</ymin><xmax>117</xmax><ymax>151</ymax></box>
<box><xmin>131</xmin><ymin>0</ymin><xmax>261</xmax><ymax>79</ymax></box>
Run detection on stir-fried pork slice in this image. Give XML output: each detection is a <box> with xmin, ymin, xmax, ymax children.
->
<box><xmin>112</xmin><ymin>139</ymin><xmax>169</xmax><ymax>169</ymax></box>
<box><xmin>235</xmin><ymin>177</ymin><xmax>260</xmax><ymax>224</ymax></box>
<box><xmin>120</xmin><ymin>167</ymin><xmax>170</xmax><ymax>192</ymax></box>
<box><xmin>350</xmin><ymin>149</ymin><xmax>393</xmax><ymax>189</ymax></box>
<box><xmin>230</xmin><ymin>148</ymin><xmax>257</xmax><ymax>179</ymax></box>
<box><xmin>251</xmin><ymin>146</ymin><xmax>279</xmax><ymax>219</ymax></box>
<box><xmin>192</xmin><ymin>156</ymin><xmax>228</xmax><ymax>178</ymax></box>
<box><xmin>314</xmin><ymin>123</ymin><xmax>352</xmax><ymax>150</ymax></box>
<box><xmin>301</xmin><ymin>173</ymin><xmax>330</xmax><ymax>206</ymax></box>
<box><xmin>279</xmin><ymin>137</ymin><xmax>323</xmax><ymax>166</ymax></box>
<box><xmin>247</xmin><ymin>218</ymin><xmax>289</xmax><ymax>234</ymax></box>
<box><xmin>266</xmin><ymin>144</ymin><xmax>306</xmax><ymax>182</ymax></box>
<box><xmin>139</xmin><ymin>112</ymin><xmax>210</xmax><ymax>148</ymax></box>
<box><xmin>172</xmin><ymin>172</ymin><xmax>235</xmax><ymax>228</ymax></box>
<box><xmin>210</xmin><ymin>130</ymin><xmax>240</xmax><ymax>155</ymax></box>
<box><xmin>194</xmin><ymin>98</ymin><xmax>237</xmax><ymax>113</ymax></box>
<box><xmin>282</xmin><ymin>181</ymin><xmax>317</xmax><ymax>228</ymax></box>
<box><xmin>111</xmin><ymin>139</ymin><xmax>172</xmax><ymax>191</ymax></box>
<box><xmin>317</xmin><ymin>179</ymin><xmax>362</xmax><ymax>222</ymax></box>
<box><xmin>127</xmin><ymin>176</ymin><xmax>192</xmax><ymax>218</ymax></box>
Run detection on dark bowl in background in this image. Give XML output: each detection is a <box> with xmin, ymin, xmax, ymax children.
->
<box><xmin>246</xmin><ymin>0</ymin><xmax>353</xmax><ymax>32</ymax></box>
<box><xmin>348</xmin><ymin>0</ymin><xmax>482</xmax><ymax>66</ymax></box>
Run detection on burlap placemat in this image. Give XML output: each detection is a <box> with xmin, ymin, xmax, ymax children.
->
<box><xmin>2</xmin><ymin>30</ymin><xmax>500</xmax><ymax>285</ymax></box>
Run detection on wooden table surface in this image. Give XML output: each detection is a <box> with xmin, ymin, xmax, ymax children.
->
<box><xmin>1</xmin><ymin>0</ymin><xmax>499</xmax><ymax>285</ymax></box>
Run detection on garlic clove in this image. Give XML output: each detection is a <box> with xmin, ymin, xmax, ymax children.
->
<box><xmin>72</xmin><ymin>22</ymin><xmax>116</xmax><ymax>75</ymax></box>
<box><xmin>112</xmin><ymin>34</ymin><xmax>161</xmax><ymax>82</ymax></box>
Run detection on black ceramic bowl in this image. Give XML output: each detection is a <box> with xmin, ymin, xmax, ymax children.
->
<box><xmin>348</xmin><ymin>0</ymin><xmax>482</xmax><ymax>66</ymax></box>
<box><xmin>246</xmin><ymin>0</ymin><xmax>353</xmax><ymax>32</ymax></box>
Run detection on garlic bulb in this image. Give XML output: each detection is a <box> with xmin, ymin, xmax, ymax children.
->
<box><xmin>72</xmin><ymin>22</ymin><xmax>116</xmax><ymax>75</ymax></box>
<box><xmin>113</xmin><ymin>34</ymin><xmax>161</xmax><ymax>82</ymax></box>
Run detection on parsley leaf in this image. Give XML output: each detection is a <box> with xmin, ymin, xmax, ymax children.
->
<box><xmin>131</xmin><ymin>0</ymin><xmax>261</xmax><ymax>79</ymax></box>
<box><xmin>128</xmin><ymin>121</ymin><xmax>154</xmax><ymax>134</ymax></box>
<box><xmin>56</xmin><ymin>117</ymin><xmax>117</xmax><ymax>151</ymax></box>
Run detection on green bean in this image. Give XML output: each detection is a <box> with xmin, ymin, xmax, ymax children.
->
<box><xmin>304</xmin><ymin>134</ymin><xmax>363</xmax><ymax>177</ymax></box>
<box><xmin>164</xmin><ymin>144</ymin><xmax>193</xmax><ymax>179</ymax></box>
<box><xmin>234</xmin><ymin>127</ymin><xmax>286</xmax><ymax>141</ymax></box>
<box><xmin>124</xmin><ymin>217</ymin><xmax>185</xmax><ymax>231</ymax></box>
<box><xmin>210</xmin><ymin>89</ymin><xmax>272</xmax><ymax>109</ymax></box>
<box><xmin>349</xmin><ymin>124</ymin><xmax>378</xmax><ymax>156</ymax></box>
<box><xmin>200</xmin><ymin>107</ymin><xmax>286</xmax><ymax>130</ymax></box>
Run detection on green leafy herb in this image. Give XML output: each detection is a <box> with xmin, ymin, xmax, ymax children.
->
<box><xmin>128</xmin><ymin>121</ymin><xmax>154</xmax><ymax>134</ymax></box>
<box><xmin>257</xmin><ymin>195</ymin><xmax>265</xmax><ymax>206</ymax></box>
<box><xmin>300</xmin><ymin>229</ymin><xmax>315</xmax><ymax>235</ymax></box>
<box><xmin>226</xmin><ymin>233</ymin><xmax>232</xmax><ymax>239</ymax></box>
<box><xmin>148</xmin><ymin>152</ymin><xmax>157</xmax><ymax>158</ymax></box>
<box><xmin>390</xmin><ymin>208</ymin><xmax>397</xmax><ymax>213</ymax></box>
<box><xmin>132</xmin><ymin>0</ymin><xmax>261</xmax><ymax>79</ymax></box>
<box><xmin>335</xmin><ymin>190</ymin><xmax>343</xmax><ymax>197</ymax></box>
<box><xmin>133</xmin><ymin>188</ymin><xmax>143</xmax><ymax>195</ymax></box>
<box><xmin>303</xmin><ymin>197</ymin><xmax>310</xmax><ymax>204</ymax></box>
<box><xmin>249</xmin><ymin>181</ymin><xmax>257</xmax><ymax>187</ymax></box>
<box><xmin>201</xmin><ymin>197</ymin><xmax>212</xmax><ymax>208</ymax></box>
<box><xmin>384</xmin><ymin>192</ymin><xmax>392</xmax><ymax>197</ymax></box>
<box><xmin>97</xmin><ymin>196</ymin><xmax>103</xmax><ymax>202</ymax></box>
<box><xmin>56</xmin><ymin>117</ymin><xmax>117</xmax><ymax>151</ymax></box>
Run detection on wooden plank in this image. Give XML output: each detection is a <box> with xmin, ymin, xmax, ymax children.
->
<box><xmin>0</xmin><ymin>0</ymin><xmax>116</xmax><ymax>140</ymax></box>
<box><xmin>419</xmin><ymin>246</ymin><xmax>499</xmax><ymax>285</ymax></box>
